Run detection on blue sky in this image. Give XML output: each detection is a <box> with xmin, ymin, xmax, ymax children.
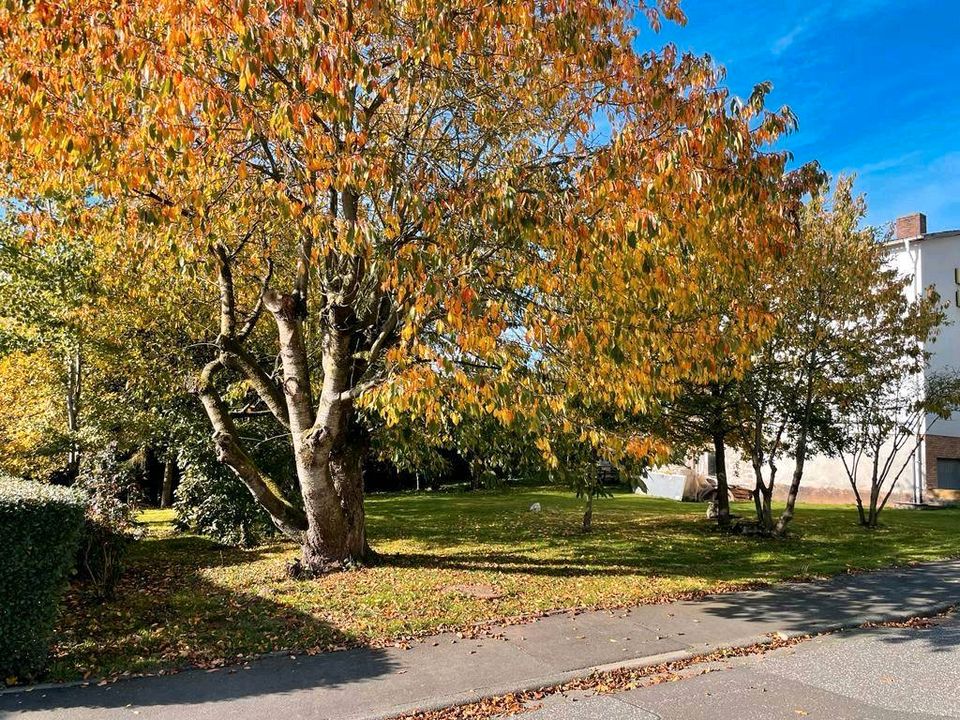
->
<box><xmin>643</xmin><ymin>0</ymin><xmax>960</xmax><ymax>231</ymax></box>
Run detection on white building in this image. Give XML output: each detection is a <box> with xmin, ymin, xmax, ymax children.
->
<box><xmin>886</xmin><ymin>213</ymin><xmax>960</xmax><ymax>502</ymax></box>
<box><xmin>678</xmin><ymin>213</ymin><xmax>960</xmax><ymax>504</ymax></box>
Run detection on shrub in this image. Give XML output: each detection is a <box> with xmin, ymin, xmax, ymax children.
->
<box><xmin>0</xmin><ymin>478</ymin><xmax>85</xmax><ymax>680</ymax></box>
<box><xmin>75</xmin><ymin>520</ymin><xmax>131</xmax><ymax>600</ymax></box>
<box><xmin>174</xmin><ymin>441</ymin><xmax>280</xmax><ymax>547</ymax></box>
<box><xmin>74</xmin><ymin>443</ymin><xmax>139</xmax><ymax>599</ymax></box>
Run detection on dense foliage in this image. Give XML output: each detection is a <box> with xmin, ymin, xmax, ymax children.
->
<box><xmin>0</xmin><ymin>478</ymin><xmax>85</xmax><ymax>679</ymax></box>
<box><xmin>0</xmin><ymin>0</ymin><xmax>803</xmax><ymax>570</ymax></box>
<box><xmin>174</xmin><ymin>437</ymin><xmax>286</xmax><ymax>547</ymax></box>
<box><xmin>73</xmin><ymin>444</ymin><xmax>141</xmax><ymax>598</ymax></box>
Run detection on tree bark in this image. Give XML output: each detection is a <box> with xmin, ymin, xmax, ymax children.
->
<box><xmin>713</xmin><ymin>432</ymin><xmax>731</xmax><ymax>529</ymax></box>
<box><xmin>774</xmin><ymin>434</ymin><xmax>806</xmax><ymax>536</ymax></box>
<box><xmin>271</xmin><ymin>289</ymin><xmax>371</xmax><ymax>574</ymax></box>
<box><xmin>298</xmin><ymin>426</ymin><xmax>368</xmax><ymax>572</ymax></box>
<box><xmin>750</xmin><ymin>459</ymin><xmax>775</xmax><ymax>533</ymax></box>
<box><xmin>866</xmin><ymin>482</ymin><xmax>881</xmax><ymax>528</ymax></box>
<box><xmin>582</xmin><ymin>490</ymin><xmax>594</xmax><ymax>533</ymax></box>
<box><xmin>196</xmin><ymin>359</ymin><xmax>308</xmax><ymax>538</ymax></box>
<box><xmin>65</xmin><ymin>346</ymin><xmax>82</xmax><ymax>482</ymax></box>
<box><xmin>775</xmin><ymin>349</ymin><xmax>817</xmax><ymax>536</ymax></box>
<box><xmin>160</xmin><ymin>455</ymin><xmax>175</xmax><ymax>509</ymax></box>
<box><xmin>203</xmin><ymin>216</ymin><xmax>383</xmax><ymax>575</ymax></box>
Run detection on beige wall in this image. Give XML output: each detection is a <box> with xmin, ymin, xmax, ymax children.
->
<box><xmin>694</xmin><ymin>440</ymin><xmax>919</xmax><ymax>506</ymax></box>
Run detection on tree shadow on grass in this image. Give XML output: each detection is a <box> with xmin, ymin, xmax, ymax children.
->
<box><xmin>0</xmin><ymin>534</ymin><xmax>400</xmax><ymax>714</ymax></box>
<box><xmin>368</xmin><ymin>497</ymin><xmax>960</xmax><ymax>586</ymax></box>
<box><xmin>371</xmin><ymin>514</ymin><xmax>849</xmax><ymax>582</ymax></box>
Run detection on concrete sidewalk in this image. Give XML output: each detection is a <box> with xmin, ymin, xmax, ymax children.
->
<box><xmin>511</xmin><ymin>614</ymin><xmax>960</xmax><ymax>719</ymax></box>
<box><xmin>2</xmin><ymin>560</ymin><xmax>959</xmax><ymax>720</ymax></box>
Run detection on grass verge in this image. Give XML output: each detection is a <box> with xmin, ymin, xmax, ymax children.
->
<box><xmin>48</xmin><ymin>489</ymin><xmax>960</xmax><ymax>681</ymax></box>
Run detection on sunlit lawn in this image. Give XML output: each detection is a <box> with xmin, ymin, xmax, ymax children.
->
<box><xmin>49</xmin><ymin>488</ymin><xmax>960</xmax><ymax>681</ymax></box>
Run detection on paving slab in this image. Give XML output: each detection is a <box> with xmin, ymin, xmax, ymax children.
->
<box><xmin>513</xmin><ymin>616</ymin><xmax>960</xmax><ymax>720</ymax></box>
<box><xmin>500</xmin><ymin>610</ymin><xmax>687</xmax><ymax>672</ymax></box>
<box><xmin>759</xmin><ymin>620</ymin><xmax>960</xmax><ymax>717</ymax></box>
<box><xmin>2</xmin><ymin>559</ymin><xmax>959</xmax><ymax>720</ymax></box>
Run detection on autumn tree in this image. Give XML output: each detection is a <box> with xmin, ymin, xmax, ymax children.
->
<box><xmin>735</xmin><ymin>177</ymin><xmax>932</xmax><ymax>535</ymax></box>
<box><xmin>0</xmin><ymin>0</ymin><xmax>799</xmax><ymax>573</ymax></box>
<box><xmin>0</xmin><ymin>207</ymin><xmax>98</xmax><ymax>480</ymax></box>
<box><xmin>835</xmin><ymin>284</ymin><xmax>954</xmax><ymax>526</ymax></box>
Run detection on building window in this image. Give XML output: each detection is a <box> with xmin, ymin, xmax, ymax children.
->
<box><xmin>937</xmin><ymin>459</ymin><xmax>960</xmax><ymax>490</ymax></box>
<box><xmin>706</xmin><ymin>451</ymin><xmax>717</xmax><ymax>477</ymax></box>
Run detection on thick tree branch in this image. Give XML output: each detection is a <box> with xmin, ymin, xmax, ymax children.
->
<box><xmin>194</xmin><ymin>359</ymin><xmax>307</xmax><ymax>537</ymax></box>
<box><xmin>264</xmin><ymin>289</ymin><xmax>316</xmax><ymax>432</ymax></box>
<box><xmin>214</xmin><ymin>243</ymin><xmax>237</xmax><ymax>339</ymax></box>
<box><xmin>218</xmin><ymin>336</ymin><xmax>290</xmax><ymax>429</ymax></box>
<box><xmin>237</xmin><ymin>258</ymin><xmax>273</xmax><ymax>341</ymax></box>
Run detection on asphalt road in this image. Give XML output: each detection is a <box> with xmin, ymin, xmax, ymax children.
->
<box><xmin>513</xmin><ymin>614</ymin><xmax>960</xmax><ymax>720</ymax></box>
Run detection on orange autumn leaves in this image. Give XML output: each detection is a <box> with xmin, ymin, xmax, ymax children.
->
<box><xmin>0</xmin><ymin>0</ymin><xmax>802</xmax><ymax>469</ymax></box>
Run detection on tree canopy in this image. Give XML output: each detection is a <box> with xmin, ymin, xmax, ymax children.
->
<box><xmin>0</xmin><ymin>0</ymin><xmax>803</xmax><ymax>570</ymax></box>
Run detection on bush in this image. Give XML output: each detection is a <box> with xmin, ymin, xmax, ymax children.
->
<box><xmin>0</xmin><ymin>478</ymin><xmax>85</xmax><ymax>680</ymax></box>
<box><xmin>74</xmin><ymin>443</ymin><xmax>139</xmax><ymax>599</ymax></box>
<box><xmin>174</xmin><ymin>441</ymin><xmax>280</xmax><ymax>547</ymax></box>
<box><xmin>76</xmin><ymin>520</ymin><xmax>131</xmax><ymax>600</ymax></box>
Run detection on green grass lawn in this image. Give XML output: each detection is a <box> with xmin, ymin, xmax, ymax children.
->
<box><xmin>49</xmin><ymin>489</ymin><xmax>960</xmax><ymax>681</ymax></box>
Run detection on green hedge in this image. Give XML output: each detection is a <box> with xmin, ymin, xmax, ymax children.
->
<box><xmin>0</xmin><ymin>479</ymin><xmax>85</xmax><ymax>680</ymax></box>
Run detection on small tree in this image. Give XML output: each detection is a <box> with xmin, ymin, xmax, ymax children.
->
<box><xmin>735</xmin><ymin>176</ymin><xmax>907</xmax><ymax>535</ymax></box>
<box><xmin>736</xmin><ymin>345</ymin><xmax>789</xmax><ymax>532</ymax></box>
<box><xmin>840</xmin><ymin>372</ymin><xmax>959</xmax><ymax>526</ymax></box>
<box><xmin>659</xmin><ymin>379</ymin><xmax>743</xmax><ymax>529</ymax></box>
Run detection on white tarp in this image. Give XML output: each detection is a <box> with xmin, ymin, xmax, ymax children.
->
<box><xmin>637</xmin><ymin>472</ymin><xmax>687</xmax><ymax>501</ymax></box>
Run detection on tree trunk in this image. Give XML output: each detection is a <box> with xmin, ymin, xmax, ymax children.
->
<box><xmin>713</xmin><ymin>432</ymin><xmax>731</xmax><ymax>529</ymax></box>
<box><xmin>775</xmin><ymin>433</ymin><xmax>807</xmax><ymax>536</ymax></box>
<box><xmin>287</xmin><ymin>303</ymin><xmax>371</xmax><ymax>575</ymax></box>
<box><xmin>750</xmin><ymin>460</ymin><xmax>775</xmax><ymax>533</ymax></box>
<box><xmin>866</xmin><ymin>482</ymin><xmax>882</xmax><ymax>528</ymax></box>
<box><xmin>298</xmin><ymin>428</ymin><xmax>368</xmax><ymax>573</ymax></box>
<box><xmin>65</xmin><ymin>346</ymin><xmax>82</xmax><ymax>482</ymax></box>
<box><xmin>200</xmin><ymin>238</ymin><xmax>378</xmax><ymax>576</ymax></box>
<box><xmin>160</xmin><ymin>455</ymin><xmax>175</xmax><ymax>509</ymax></box>
<box><xmin>582</xmin><ymin>491</ymin><xmax>594</xmax><ymax>533</ymax></box>
<box><xmin>760</xmin><ymin>488</ymin><xmax>773</xmax><ymax>531</ymax></box>
<box><xmin>775</xmin><ymin>349</ymin><xmax>817</xmax><ymax>537</ymax></box>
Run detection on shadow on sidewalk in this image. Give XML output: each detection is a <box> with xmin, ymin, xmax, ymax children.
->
<box><xmin>4</xmin><ymin>534</ymin><xmax>401</xmax><ymax>713</ymax></box>
<box><xmin>698</xmin><ymin>561</ymin><xmax>960</xmax><ymax>651</ymax></box>
<box><xmin>2</xmin><ymin>644</ymin><xmax>399</xmax><ymax>713</ymax></box>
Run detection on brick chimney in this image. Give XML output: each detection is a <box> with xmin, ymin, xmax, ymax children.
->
<box><xmin>894</xmin><ymin>212</ymin><xmax>927</xmax><ymax>240</ymax></box>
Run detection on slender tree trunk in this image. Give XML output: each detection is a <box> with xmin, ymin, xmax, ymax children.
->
<box><xmin>849</xmin><ymin>467</ymin><xmax>867</xmax><ymax>526</ymax></box>
<box><xmin>160</xmin><ymin>455</ymin><xmax>175</xmax><ymax>509</ymax></box>
<box><xmin>750</xmin><ymin>459</ymin><xmax>775</xmax><ymax>533</ymax></box>
<box><xmin>582</xmin><ymin>489</ymin><xmax>594</xmax><ymax>533</ymax></box>
<box><xmin>713</xmin><ymin>432</ymin><xmax>731</xmax><ymax>529</ymax></box>
<box><xmin>760</xmin><ymin>488</ymin><xmax>773</xmax><ymax>531</ymax></box>
<box><xmin>65</xmin><ymin>346</ymin><xmax>82</xmax><ymax>481</ymax></box>
<box><xmin>752</xmin><ymin>478</ymin><xmax>762</xmax><ymax>524</ymax></box>
<box><xmin>855</xmin><ymin>499</ymin><xmax>867</xmax><ymax>526</ymax></box>
<box><xmin>775</xmin><ymin>349</ymin><xmax>817</xmax><ymax>536</ymax></box>
<box><xmin>866</xmin><ymin>481</ymin><xmax>882</xmax><ymax>528</ymax></box>
<box><xmin>774</xmin><ymin>433</ymin><xmax>806</xmax><ymax>536</ymax></box>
